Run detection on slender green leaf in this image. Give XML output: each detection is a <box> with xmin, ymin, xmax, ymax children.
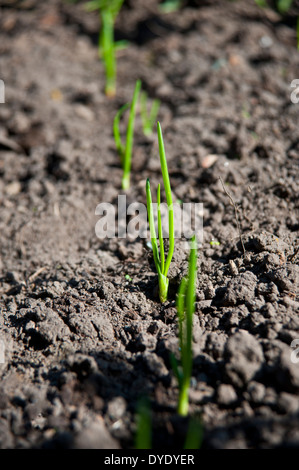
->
<box><xmin>149</xmin><ymin>99</ymin><xmax>160</xmax><ymax>128</ymax></box>
<box><xmin>173</xmin><ymin>235</ymin><xmax>197</xmax><ymax>416</ymax></box>
<box><xmin>157</xmin><ymin>122</ymin><xmax>174</xmax><ymax>277</ymax></box>
<box><xmin>135</xmin><ymin>397</ymin><xmax>152</xmax><ymax>450</ymax></box>
<box><xmin>169</xmin><ymin>351</ymin><xmax>180</xmax><ymax>384</ymax></box>
<box><xmin>85</xmin><ymin>0</ymin><xmax>124</xmax><ymax>96</ymax></box>
<box><xmin>140</xmin><ymin>91</ymin><xmax>160</xmax><ymax>136</ymax></box>
<box><xmin>146</xmin><ymin>179</ymin><xmax>161</xmax><ymax>275</ymax></box>
<box><xmin>100</xmin><ymin>9</ymin><xmax>116</xmax><ymax>96</ymax></box>
<box><xmin>86</xmin><ymin>0</ymin><xmax>124</xmax><ymax>17</ymax></box>
<box><xmin>184</xmin><ymin>416</ymin><xmax>203</xmax><ymax>450</ymax></box>
<box><xmin>113</xmin><ymin>102</ymin><xmax>130</xmax><ymax>162</ymax></box>
<box><xmin>114</xmin><ymin>80</ymin><xmax>141</xmax><ymax>189</ymax></box>
<box><xmin>146</xmin><ymin>123</ymin><xmax>174</xmax><ymax>303</ymax></box>
<box><xmin>157</xmin><ymin>183</ymin><xmax>165</xmax><ymax>275</ymax></box>
<box><xmin>122</xmin><ymin>79</ymin><xmax>141</xmax><ymax>189</ymax></box>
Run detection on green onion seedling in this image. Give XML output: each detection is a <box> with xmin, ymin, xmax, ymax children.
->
<box><xmin>170</xmin><ymin>235</ymin><xmax>197</xmax><ymax>416</ymax></box>
<box><xmin>135</xmin><ymin>396</ymin><xmax>152</xmax><ymax>450</ymax></box>
<box><xmin>85</xmin><ymin>0</ymin><xmax>124</xmax><ymax>97</ymax></box>
<box><xmin>113</xmin><ymin>79</ymin><xmax>141</xmax><ymax>190</ymax></box>
<box><xmin>134</xmin><ymin>395</ymin><xmax>202</xmax><ymax>450</ymax></box>
<box><xmin>140</xmin><ymin>91</ymin><xmax>160</xmax><ymax>137</ymax></box>
<box><xmin>146</xmin><ymin>122</ymin><xmax>174</xmax><ymax>303</ymax></box>
<box><xmin>184</xmin><ymin>415</ymin><xmax>203</xmax><ymax>449</ymax></box>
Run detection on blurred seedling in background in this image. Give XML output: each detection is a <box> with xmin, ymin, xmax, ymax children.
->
<box><xmin>135</xmin><ymin>396</ymin><xmax>152</xmax><ymax>450</ymax></box>
<box><xmin>134</xmin><ymin>398</ymin><xmax>202</xmax><ymax>449</ymax></box>
<box><xmin>254</xmin><ymin>0</ymin><xmax>293</xmax><ymax>10</ymax></box>
<box><xmin>254</xmin><ymin>0</ymin><xmax>298</xmax><ymax>47</ymax></box>
<box><xmin>146</xmin><ymin>122</ymin><xmax>174</xmax><ymax>303</ymax></box>
<box><xmin>113</xmin><ymin>79</ymin><xmax>141</xmax><ymax>190</ymax></box>
<box><xmin>184</xmin><ymin>415</ymin><xmax>203</xmax><ymax>449</ymax></box>
<box><xmin>159</xmin><ymin>0</ymin><xmax>183</xmax><ymax>13</ymax></box>
<box><xmin>85</xmin><ymin>0</ymin><xmax>125</xmax><ymax>97</ymax></box>
<box><xmin>170</xmin><ymin>235</ymin><xmax>197</xmax><ymax>416</ymax></box>
<box><xmin>140</xmin><ymin>91</ymin><xmax>160</xmax><ymax>137</ymax></box>
<box><xmin>274</xmin><ymin>0</ymin><xmax>294</xmax><ymax>12</ymax></box>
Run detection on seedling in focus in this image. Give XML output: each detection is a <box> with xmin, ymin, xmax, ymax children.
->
<box><xmin>146</xmin><ymin>122</ymin><xmax>174</xmax><ymax>303</ymax></box>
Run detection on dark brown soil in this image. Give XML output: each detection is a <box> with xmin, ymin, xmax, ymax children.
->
<box><xmin>0</xmin><ymin>0</ymin><xmax>298</xmax><ymax>449</ymax></box>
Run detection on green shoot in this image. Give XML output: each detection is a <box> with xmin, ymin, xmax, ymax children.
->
<box><xmin>209</xmin><ymin>240</ymin><xmax>220</xmax><ymax>246</ymax></box>
<box><xmin>135</xmin><ymin>397</ymin><xmax>152</xmax><ymax>449</ymax></box>
<box><xmin>146</xmin><ymin>122</ymin><xmax>174</xmax><ymax>303</ymax></box>
<box><xmin>85</xmin><ymin>0</ymin><xmax>124</xmax><ymax>97</ymax></box>
<box><xmin>113</xmin><ymin>103</ymin><xmax>130</xmax><ymax>157</ymax></box>
<box><xmin>140</xmin><ymin>91</ymin><xmax>160</xmax><ymax>137</ymax></box>
<box><xmin>159</xmin><ymin>0</ymin><xmax>182</xmax><ymax>13</ymax></box>
<box><xmin>134</xmin><ymin>396</ymin><xmax>202</xmax><ymax>449</ymax></box>
<box><xmin>170</xmin><ymin>235</ymin><xmax>197</xmax><ymax>416</ymax></box>
<box><xmin>277</xmin><ymin>0</ymin><xmax>293</xmax><ymax>13</ymax></box>
<box><xmin>184</xmin><ymin>415</ymin><xmax>203</xmax><ymax>449</ymax></box>
<box><xmin>254</xmin><ymin>0</ymin><xmax>268</xmax><ymax>7</ymax></box>
<box><xmin>113</xmin><ymin>79</ymin><xmax>141</xmax><ymax>190</ymax></box>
